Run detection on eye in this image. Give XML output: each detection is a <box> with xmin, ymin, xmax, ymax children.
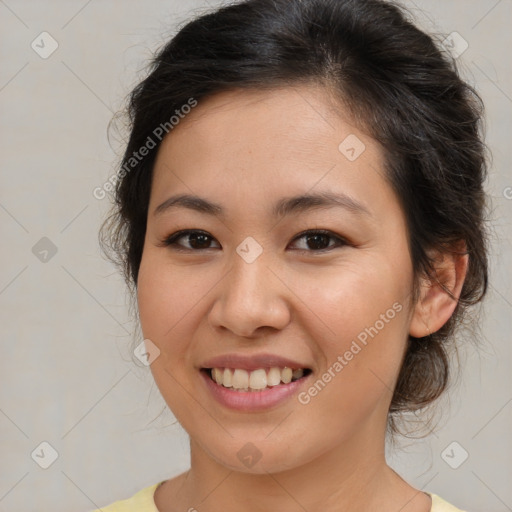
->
<box><xmin>161</xmin><ymin>229</ymin><xmax>348</xmax><ymax>253</ymax></box>
<box><xmin>289</xmin><ymin>229</ymin><xmax>348</xmax><ymax>252</ymax></box>
<box><xmin>161</xmin><ymin>230</ymin><xmax>220</xmax><ymax>251</ymax></box>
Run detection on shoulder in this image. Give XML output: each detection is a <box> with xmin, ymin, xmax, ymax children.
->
<box><xmin>88</xmin><ymin>482</ymin><xmax>164</xmax><ymax>512</ymax></box>
<box><xmin>427</xmin><ymin>492</ymin><xmax>467</xmax><ymax>512</ymax></box>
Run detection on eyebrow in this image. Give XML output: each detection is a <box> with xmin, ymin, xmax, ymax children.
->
<box><xmin>154</xmin><ymin>191</ymin><xmax>372</xmax><ymax>218</ymax></box>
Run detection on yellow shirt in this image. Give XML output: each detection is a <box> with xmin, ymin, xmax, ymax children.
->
<box><xmin>91</xmin><ymin>482</ymin><xmax>467</xmax><ymax>512</ymax></box>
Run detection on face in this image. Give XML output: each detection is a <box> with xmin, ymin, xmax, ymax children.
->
<box><xmin>137</xmin><ymin>86</ymin><xmax>417</xmax><ymax>474</ymax></box>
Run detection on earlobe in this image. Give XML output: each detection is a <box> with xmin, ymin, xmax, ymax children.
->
<box><xmin>409</xmin><ymin>245</ymin><xmax>469</xmax><ymax>338</ymax></box>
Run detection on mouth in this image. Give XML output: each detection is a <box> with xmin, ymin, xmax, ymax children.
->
<box><xmin>201</xmin><ymin>366</ymin><xmax>313</xmax><ymax>392</ymax></box>
<box><xmin>199</xmin><ymin>353</ymin><xmax>314</xmax><ymax>411</ymax></box>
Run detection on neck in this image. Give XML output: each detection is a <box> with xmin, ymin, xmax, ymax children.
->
<box><xmin>185</xmin><ymin>443</ymin><xmax>388</xmax><ymax>512</ymax></box>
<box><xmin>158</xmin><ymin>418</ymin><xmax>428</xmax><ymax>512</ymax></box>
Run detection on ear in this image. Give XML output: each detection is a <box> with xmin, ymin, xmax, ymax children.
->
<box><xmin>409</xmin><ymin>242</ymin><xmax>469</xmax><ymax>337</ymax></box>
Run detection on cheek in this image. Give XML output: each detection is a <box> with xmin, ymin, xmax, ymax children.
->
<box><xmin>136</xmin><ymin>250</ymin><xmax>209</xmax><ymax>407</ymax></box>
<box><xmin>136</xmin><ymin>248</ymin><xmax>227</xmax><ymax>369</ymax></box>
<box><xmin>294</xmin><ymin>259</ymin><xmax>410</xmax><ymax>398</ymax></box>
<box><xmin>296</xmin><ymin>258</ymin><xmax>409</xmax><ymax>342</ymax></box>
<box><xmin>137</xmin><ymin>256</ymin><xmax>170</xmax><ymax>337</ymax></box>
<box><xmin>137</xmin><ymin>250</ymin><xmax>199</xmax><ymax>336</ymax></box>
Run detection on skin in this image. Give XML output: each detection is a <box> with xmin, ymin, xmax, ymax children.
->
<box><xmin>136</xmin><ymin>85</ymin><xmax>468</xmax><ymax>512</ymax></box>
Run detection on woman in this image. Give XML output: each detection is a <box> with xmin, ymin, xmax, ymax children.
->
<box><xmin>95</xmin><ymin>0</ymin><xmax>489</xmax><ymax>510</ymax></box>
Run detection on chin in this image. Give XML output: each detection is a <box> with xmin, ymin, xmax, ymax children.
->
<box><xmin>196</xmin><ymin>433</ymin><xmax>320</xmax><ymax>476</ymax></box>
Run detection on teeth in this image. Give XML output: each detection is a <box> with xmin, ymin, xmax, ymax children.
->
<box><xmin>209</xmin><ymin>367</ymin><xmax>307</xmax><ymax>391</ymax></box>
<box><xmin>232</xmin><ymin>369</ymin><xmax>249</xmax><ymax>390</ymax></box>
<box><xmin>292</xmin><ymin>368</ymin><xmax>304</xmax><ymax>380</ymax></box>
<box><xmin>223</xmin><ymin>368</ymin><xmax>233</xmax><ymax>387</ymax></box>
<box><xmin>212</xmin><ymin>368</ymin><xmax>223</xmax><ymax>384</ymax></box>
<box><xmin>281</xmin><ymin>367</ymin><xmax>292</xmax><ymax>384</ymax></box>
<box><xmin>267</xmin><ymin>367</ymin><xmax>281</xmax><ymax>386</ymax></box>
<box><xmin>249</xmin><ymin>369</ymin><xmax>267</xmax><ymax>390</ymax></box>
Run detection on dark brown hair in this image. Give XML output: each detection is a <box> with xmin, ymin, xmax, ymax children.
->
<box><xmin>101</xmin><ymin>0</ymin><xmax>489</xmax><ymax>436</ymax></box>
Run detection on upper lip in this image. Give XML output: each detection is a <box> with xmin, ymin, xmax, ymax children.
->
<box><xmin>201</xmin><ymin>353</ymin><xmax>311</xmax><ymax>371</ymax></box>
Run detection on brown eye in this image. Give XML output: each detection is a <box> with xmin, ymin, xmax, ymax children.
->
<box><xmin>161</xmin><ymin>229</ymin><xmax>348</xmax><ymax>253</ymax></box>
<box><xmin>290</xmin><ymin>230</ymin><xmax>347</xmax><ymax>252</ymax></box>
<box><xmin>162</xmin><ymin>230</ymin><xmax>220</xmax><ymax>251</ymax></box>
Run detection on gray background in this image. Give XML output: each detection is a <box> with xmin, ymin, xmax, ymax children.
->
<box><xmin>0</xmin><ymin>1</ymin><xmax>510</xmax><ymax>511</ymax></box>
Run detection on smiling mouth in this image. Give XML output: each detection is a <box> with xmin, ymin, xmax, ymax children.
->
<box><xmin>202</xmin><ymin>367</ymin><xmax>312</xmax><ymax>392</ymax></box>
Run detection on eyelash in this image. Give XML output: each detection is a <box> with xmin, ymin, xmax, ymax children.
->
<box><xmin>160</xmin><ymin>229</ymin><xmax>350</xmax><ymax>253</ymax></box>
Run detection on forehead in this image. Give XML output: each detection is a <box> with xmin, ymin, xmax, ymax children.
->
<box><xmin>150</xmin><ymin>86</ymin><xmax>396</xmax><ymax>220</ymax></box>
<box><xmin>162</xmin><ymin>86</ymin><xmax>361</xmax><ymax>160</ymax></box>
<box><xmin>154</xmin><ymin>86</ymin><xmax>383</xmax><ymax>168</ymax></box>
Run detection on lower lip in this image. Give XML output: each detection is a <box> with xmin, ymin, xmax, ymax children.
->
<box><xmin>200</xmin><ymin>370</ymin><xmax>311</xmax><ymax>412</ymax></box>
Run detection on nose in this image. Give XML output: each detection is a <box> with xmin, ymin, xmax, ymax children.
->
<box><xmin>207</xmin><ymin>249</ymin><xmax>291</xmax><ymax>338</ymax></box>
